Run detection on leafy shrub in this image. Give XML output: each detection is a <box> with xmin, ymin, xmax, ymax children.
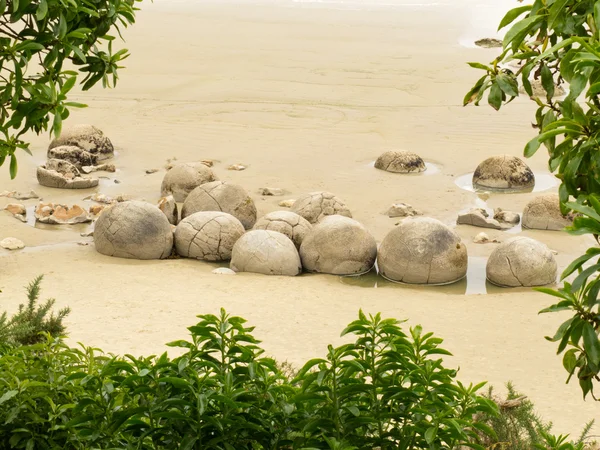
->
<box><xmin>0</xmin><ymin>275</ymin><xmax>70</xmax><ymax>346</ymax></box>
<box><xmin>0</xmin><ymin>309</ymin><xmax>497</xmax><ymax>449</ymax></box>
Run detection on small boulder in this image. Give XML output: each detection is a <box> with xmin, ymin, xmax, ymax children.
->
<box><xmin>175</xmin><ymin>211</ymin><xmax>245</xmax><ymax>261</ymax></box>
<box><xmin>378</xmin><ymin>217</ymin><xmax>468</xmax><ymax>285</ymax></box>
<box><xmin>94</xmin><ymin>201</ymin><xmax>173</xmax><ymax>260</ymax></box>
<box><xmin>48</xmin><ymin>124</ymin><xmax>114</xmax><ymax>161</ymax></box>
<box><xmin>486</xmin><ymin>236</ymin><xmax>557</xmax><ymax>287</ymax></box>
<box><xmin>457</xmin><ymin>208</ymin><xmax>504</xmax><ymax>230</ymax></box>
<box><xmin>4</xmin><ymin>203</ymin><xmax>26</xmax><ymax>216</ymax></box>
<box><xmin>182</xmin><ymin>181</ymin><xmax>257</xmax><ymax>229</ymax></box>
<box><xmin>522</xmin><ymin>194</ymin><xmax>572</xmax><ymax>231</ymax></box>
<box><xmin>35</xmin><ymin>203</ymin><xmax>92</xmax><ymax>224</ymax></box>
<box><xmin>472</xmin><ymin>155</ymin><xmax>535</xmax><ymax>190</ymax></box>
<box><xmin>291</xmin><ymin>191</ymin><xmax>351</xmax><ymax>224</ymax></box>
<box><xmin>474</xmin><ymin>38</ymin><xmax>502</xmax><ymax>48</ymax></box>
<box><xmin>253</xmin><ymin>211</ymin><xmax>313</xmax><ymax>249</ymax></box>
<box><xmin>161</xmin><ymin>162</ymin><xmax>219</xmax><ymax>202</ymax></box>
<box><xmin>374</xmin><ymin>151</ymin><xmax>426</xmax><ymax>173</ymax></box>
<box><xmin>385</xmin><ymin>203</ymin><xmax>422</xmax><ymax>218</ymax></box>
<box><xmin>146</xmin><ymin>168</ymin><xmax>159</xmax><ymax>174</ymax></box>
<box><xmin>228</xmin><ymin>164</ymin><xmax>247</xmax><ymax>171</ymax></box>
<box><xmin>89</xmin><ymin>205</ymin><xmax>106</xmax><ymax>216</ymax></box>
<box><xmin>81</xmin><ymin>163</ymin><xmax>116</xmax><ymax>174</ymax></box>
<box><xmin>0</xmin><ymin>237</ymin><xmax>25</xmax><ymax>250</ymax></box>
<box><xmin>47</xmin><ymin>145</ymin><xmax>98</xmax><ymax>168</ymax></box>
<box><xmin>300</xmin><ymin>215</ymin><xmax>377</xmax><ymax>275</ymax></box>
<box><xmin>158</xmin><ymin>195</ymin><xmax>178</xmax><ymax>225</ymax></box>
<box><xmin>473</xmin><ymin>232</ymin><xmax>499</xmax><ymax>244</ymax></box>
<box><xmin>230</xmin><ymin>230</ymin><xmax>301</xmax><ymax>276</ymax></box>
<box><xmin>494</xmin><ymin>208</ymin><xmax>520</xmax><ymax>225</ymax></box>
<box><xmin>279</xmin><ymin>199</ymin><xmax>296</xmax><ymax>208</ymax></box>
<box><xmin>259</xmin><ymin>187</ymin><xmax>284</xmax><ymax>196</ymax></box>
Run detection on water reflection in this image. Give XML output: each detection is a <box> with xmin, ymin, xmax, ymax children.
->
<box><xmin>455</xmin><ymin>172</ymin><xmax>558</xmax><ymax>193</ymax></box>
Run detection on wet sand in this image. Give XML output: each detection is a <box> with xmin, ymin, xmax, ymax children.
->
<box><xmin>1</xmin><ymin>2</ymin><xmax>597</xmax><ymax>433</ymax></box>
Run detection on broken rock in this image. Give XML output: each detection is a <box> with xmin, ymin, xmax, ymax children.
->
<box><xmin>259</xmin><ymin>187</ymin><xmax>284</xmax><ymax>196</ymax></box>
<box><xmin>279</xmin><ymin>199</ymin><xmax>296</xmax><ymax>208</ymax></box>
<box><xmin>158</xmin><ymin>195</ymin><xmax>178</xmax><ymax>225</ymax></box>
<box><xmin>457</xmin><ymin>208</ymin><xmax>504</xmax><ymax>230</ymax></box>
<box><xmin>494</xmin><ymin>208</ymin><xmax>520</xmax><ymax>225</ymax></box>
<box><xmin>473</xmin><ymin>232</ymin><xmax>499</xmax><ymax>244</ymax></box>
<box><xmin>228</xmin><ymin>164</ymin><xmax>247</xmax><ymax>171</ymax></box>
<box><xmin>0</xmin><ymin>237</ymin><xmax>25</xmax><ymax>250</ymax></box>
<box><xmin>37</xmin><ymin>160</ymin><xmax>99</xmax><ymax>189</ymax></box>
<box><xmin>35</xmin><ymin>203</ymin><xmax>92</xmax><ymax>225</ymax></box>
<box><xmin>0</xmin><ymin>190</ymin><xmax>40</xmax><ymax>200</ymax></box>
<box><xmin>385</xmin><ymin>203</ymin><xmax>422</xmax><ymax>218</ymax></box>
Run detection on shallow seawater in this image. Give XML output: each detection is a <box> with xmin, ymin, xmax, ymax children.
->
<box><xmin>454</xmin><ymin>172</ymin><xmax>558</xmax><ymax>194</ymax></box>
<box><xmin>339</xmin><ymin>256</ymin><xmax>506</xmax><ymax>295</ymax></box>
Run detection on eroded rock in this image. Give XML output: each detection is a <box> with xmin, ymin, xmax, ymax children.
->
<box><xmin>81</xmin><ymin>163</ymin><xmax>116</xmax><ymax>174</ymax></box>
<box><xmin>291</xmin><ymin>191</ymin><xmax>351</xmax><ymax>224</ymax></box>
<box><xmin>474</xmin><ymin>38</ymin><xmax>502</xmax><ymax>48</ymax></box>
<box><xmin>182</xmin><ymin>181</ymin><xmax>257</xmax><ymax>229</ymax></box>
<box><xmin>486</xmin><ymin>236</ymin><xmax>557</xmax><ymax>287</ymax></box>
<box><xmin>230</xmin><ymin>230</ymin><xmax>301</xmax><ymax>276</ymax></box>
<box><xmin>522</xmin><ymin>194</ymin><xmax>572</xmax><ymax>231</ymax></box>
<box><xmin>473</xmin><ymin>232</ymin><xmax>499</xmax><ymax>244</ymax></box>
<box><xmin>35</xmin><ymin>203</ymin><xmax>92</xmax><ymax>224</ymax></box>
<box><xmin>228</xmin><ymin>164</ymin><xmax>247</xmax><ymax>171</ymax></box>
<box><xmin>494</xmin><ymin>208</ymin><xmax>520</xmax><ymax>225</ymax></box>
<box><xmin>161</xmin><ymin>162</ymin><xmax>219</xmax><ymax>202</ymax></box>
<box><xmin>300</xmin><ymin>215</ymin><xmax>377</xmax><ymax>275</ymax></box>
<box><xmin>259</xmin><ymin>187</ymin><xmax>284</xmax><ymax>196</ymax></box>
<box><xmin>385</xmin><ymin>203</ymin><xmax>422</xmax><ymax>218</ymax></box>
<box><xmin>212</xmin><ymin>267</ymin><xmax>236</xmax><ymax>275</ymax></box>
<box><xmin>375</xmin><ymin>151</ymin><xmax>426</xmax><ymax>173</ymax></box>
<box><xmin>49</xmin><ymin>124</ymin><xmax>114</xmax><ymax>161</ymax></box>
<box><xmin>89</xmin><ymin>205</ymin><xmax>106</xmax><ymax>216</ymax></box>
<box><xmin>0</xmin><ymin>237</ymin><xmax>25</xmax><ymax>250</ymax></box>
<box><xmin>472</xmin><ymin>155</ymin><xmax>534</xmax><ymax>191</ymax></box>
<box><xmin>175</xmin><ymin>211</ymin><xmax>245</xmax><ymax>261</ymax></box>
<box><xmin>47</xmin><ymin>145</ymin><xmax>98</xmax><ymax>168</ymax></box>
<box><xmin>37</xmin><ymin>160</ymin><xmax>98</xmax><ymax>189</ymax></box>
<box><xmin>279</xmin><ymin>199</ymin><xmax>296</xmax><ymax>208</ymax></box>
<box><xmin>3</xmin><ymin>203</ymin><xmax>27</xmax><ymax>223</ymax></box>
<box><xmin>253</xmin><ymin>211</ymin><xmax>312</xmax><ymax>249</ymax></box>
<box><xmin>158</xmin><ymin>195</ymin><xmax>178</xmax><ymax>225</ymax></box>
<box><xmin>457</xmin><ymin>208</ymin><xmax>504</xmax><ymax>230</ymax></box>
<box><xmin>0</xmin><ymin>190</ymin><xmax>39</xmax><ymax>200</ymax></box>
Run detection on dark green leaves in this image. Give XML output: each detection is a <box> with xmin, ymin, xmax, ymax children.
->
<box><xmin>488</xmin><ymin>82</ymin><xmax>503</xmax><ymax>110</ymax></box>
<box><xmin>497</xmin><ymin>5</ymin><xmax>532</xmax><ymax>30</ymax></box>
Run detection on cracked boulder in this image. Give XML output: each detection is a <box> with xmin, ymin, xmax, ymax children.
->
<box><xmin>253</xmin><ymin>211</ymin><xmax>312</xmax><ymax>249</ymax></box>
<box><xmin>377</xmin><ymin>217</ymin><xmax>467</xmax><ymax>285</ymax></box>
<box><xmin>94</xmin><ymin>201</ymin><xmax>173</xmax><ymax>260</ymax></box>
<box><xmin>486</xmin><ymin>236</ymin><xmax>557</xmax><ymax>287</ymax></box>
<box><xmin>291</xmin><ymin>191</ymin><xmax>351</xmax><ymax>224</ymax></box>
<box><xmin>47</xmin><ymin>145</ymin><xmax>98</xmax><ymax>169</ymax></box>
<box><xmin>299</xmin><ymin>215</ymin><xmax>377</xmax><ymax>275</ymax></box>
<box><xmin>522</xmin><ymin>194</ymin><xmax>572</xmax><ymax>231</ymax></box>
<box><xmin>158</xmin><ymin>195</ymin><xmax>178</xmax><ymax>225</ymax></box>
<box><xmin>35</xmin><ymin>202</ymin><xmax>92</xmax><ymax>224</ymax></box>
<box><xmin>230</xmin><ymin>230</ymin><xmax>301</xmax><ymax>276</ymax></box>
<box><xmin>374</xmin><ymin>151</ymin><xmax>426</xmax><ymax>173</ymax></box>
<box><xmin>49</xmin><ymin>124</ymin><xmax>114</xmax><ymax>161</ymax></box>
<box><xmin>37</xmin><ymin>159</ymin><xmax>98</xmax><ymax>189</ymax></box>
<box><xmin>161</xmin><ymin>162</ymin><xmax>218</xmax><ymax>202</ymax></box>
<box><xmin>472</xmin><ymin>155</ymin><xmax>535</xmax><ymax>190</ymax></box>
<box><xmin>175</xmin><ymin>211</ymin><xmax>245</xmax><ymax>261</ymax></box>
<box><xmin>182</xmin><ymin>181</ymin><xmax>257</xmax><ymax>229</ymax></box>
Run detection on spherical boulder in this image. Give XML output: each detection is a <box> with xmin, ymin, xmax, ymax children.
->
<box><xmin>94</xmin><ymin>201</ymin><xmax>173</xmax><ymax>260</ymax></box>
<box><xmin>230</xmin><ymin>230</ymin><xmax>301</xmax><ymax>276</ymax></box>
<box><xmin>253</xmin><ymin>211</ymin><xmax>312</xmax><ymax>249</ymax></box>
<box><xmin>175</xmin><ymin>211</ymin><xmax>245</xmax><ymax>261</ymax></box>
<box><xmin>182</xmin><ymin>181</ymin><xmax>257</xmax><ymax>229</ymax></box>
<box><xmin>377</xmin><ymin>217</ymin><xmax>467</xmax><ymax>285</ymax></box>
<box><xmin>472</xmin><ymin>155</ymin><xmax>535</xmax><ymax>190</ymax></box>
<box><xmin>299</xmin><ymin>216</ymin><xmax>377</xmax><ymax>275</ymax></box>
<box><xmin>522</xmin><ymin>194</ymin><xmax>572</xmax><ymax>231</ymax></box>
<box><xmin>161</xmin><ymin>162</ymin><xmax>218</xmax><ymax>202</ymax></box>
<box><xmin>48</xmin><ymin>125</ymin><xmax>114</xmax><ymax>161</ymax></box>
<box><xmin>486</xmin><ymin>236</ymin><xmax>557</xmax><ymax>287</ymax></box>
<box><xmin>374</xmin><ymin>150</ymin><xmax>426</xmax><ymax>173</ymax></box>
<box><xmin>291</xmin><ymin>191</ymin><xmax>352</xmax><ymax>224</ymax></box>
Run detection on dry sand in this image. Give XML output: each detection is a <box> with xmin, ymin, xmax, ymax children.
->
<box><xmin>0</xmin><ymin>1</ymin><xmax>597</xmax><ymax>433</ymax></box>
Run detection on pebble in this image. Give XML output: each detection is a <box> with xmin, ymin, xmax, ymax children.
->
<box><xmin>473</xmin><ymin>232</ymin><xmax>500</xmax><ymax>244</ymax></box>
<box><xmin>1</xmin><ymin>237</ymin><xmax>25</xmax><ymax>250</ymax></box>
<box><xmin>259</xmin><ymin>187</ymin><xmax>284</xmax><ymax>196</ymax></box>
<box><xmin>212</xmin><ymin>268</ymin><xmax>236</xmax><ymax>275</ymax></box>
<box><xmin>228</xmin><ymin>164</ymin><xmax>247</xmax><ymax>171</ymax></box>
<box><xmin>278</xmin><ymin>199</ymin><xmax>296</xmax><ymax>208</ymax></box>
<box><xmin>146</xmin><ymin>168</ymin><xmax>159</xmax><ymax>174</ymax></box>
<box><xmin>386</xmin><ymin>203</ymin><xmax>421</xmax><ymax>218</ymax></box>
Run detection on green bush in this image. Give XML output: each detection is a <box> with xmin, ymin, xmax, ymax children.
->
<box><xmin>0</xmin><ymin>309</ymin><xmax>497</xmax><ymax>449</ymax></box>
<box><xmin>0</xmin><ymin>275</ymin><xmax>70</xmax><ymax>346</ymax></box>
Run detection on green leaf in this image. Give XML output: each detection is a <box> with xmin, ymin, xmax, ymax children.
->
<box><xmin>503</xmin><ymin>15</ymin><xmax>543</xmax><ymax>49</ymax></box>
<box><xmin>61</xmin><ymin>76</ymin><xmax>77</xmax><ymax>95</ymax></box>
<box><xmin>548</xmin><ymin>0</ymin><xmax>569</xmax><ymax>29</ymax></box>
<box><xmin>563</xmin><ymin>348</ymin><xmax>578</xmax><ymax>373</ymax></box>
<box><xmin>0</xmin><ymin>390</ymin><xmax>18</xmax><ymax>405</ymax></box>
<box><xmin>498</xmin><ymin>5</ymin><xmax>532</xmax><ymax>30</ymax></box>
<box><xmin>467</xmin><ymin>62</ymin><xmax>491</xmax><ymax>71</ymax></box>
<box><xmin>488</xmin><ymin>82</ymin><xmax>503</xmax><ymax>110</ymax></box>
<box><xmin>541</xmin><ymin>64</ymin><xmax>555</xmax><ymax>99</ymax></box>
<box><xmin>14</xmin><ymin>41</ymin><xmax>44</xmax><ymax>52</ymax></box>
<box><xmin>524</xmin><ymin>136</ymin><xmax>541</xmax><ymax>157</ymax></box>
<box><xmin>425</xmin><ymin>426</ymin><xmax>437</xmax><ymax>444</ymax></box>
<box><xmin>582</xmin><ymin>322</ymin><xmax>600</xmax><ymax>365</ymax></box>
<box><xmin>36</xmin><ymin>0</ymin><xmax>47</xmax><ymax>20</ymax></box>
<box><xmin>496</xmin><ymin>73</ymin><xmax>518</xmax><ymax>97</ymax></box>
<box><xmin>595</xmin><ymin>1</ymin><xmax>600</xmax><ymax>38</ymax></box>
<box><xmin>561</xmin><ymin>249</ymin><xmax>600</xmax><ymax>279</ymax></box>
<box><xmin>570</xmin><ymin>264</ymin><xmax>600</xmax><ymax>293</ymax></box>
<box><xmin>9</xmin><ymin>154</ymin><xmax>17</xmax><ymax>179</ymax></box>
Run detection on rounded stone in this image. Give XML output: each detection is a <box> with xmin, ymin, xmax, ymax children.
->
<box><xmin>230</xmin><ymin>230</ymin><xmax>301</xmax><ymax>276</ymax></box>
<box><xmin>377</xmin><ymin>217</ymin><xmax>468</xmax><ymax>285</ymax></box>
<box><xmin>161</xmin><ymin>162</ymin><xmax>218</xmax><ymax>202</ymax></box>
<box><xmin>47</xmin><ymin>145</ymin><xmax>98</xmax><ymax>168</ymax></box>
<box><xmin>290</xmin><ymin>191</ymin><xmax>352</xmax><ymax>224</ymax></box>
<box><xmin>182</xmin><ymin>181</ymin><xmax>257</xmax><ymax>229</ymax></box>
<box><xmin>300</xmin><ymin>215</ymin><xmax>377</xmax><ymax>275</ymax></box>
<box><xmin>374</xmin><ymin>150</ymin><xmax>426</xmax><ymax>173</ymax></box>
<box><xmin>253</xmin><ymin>211</ymin><xmax>312</xmax><ymax>249</ymax></box>
<box><xmin>486</xmin><ymin>236</ymin><xmax>557</xmax><ymax>287</ymax></box>
<box><xmin>175</xmin><ymin>211</ymin><xmax>245</xmax><ymax>261</ymax></box>
<box><xmin>48</xmin><ymin>125</ymin><xmax>114</xmax><ymax>161</ymax></box>
<box><xmin>522</xmin><ymin>194</ymin><xmax>572</xmax><ymax>231</ymax></box>
<box><xmin>94</xmin><ymin>201</ymin><xmax>173</xmax><ymax>260</ymax></box>
<box><xmin>472</xmin><ymin>155</ymin><xmax>535</xmax><ymax>190</ymax></box>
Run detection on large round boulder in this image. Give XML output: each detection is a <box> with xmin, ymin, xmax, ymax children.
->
<box><xmin>486</xmin><ymin>236</ymin><xmax>557</xmax><ymax>287</ymax></box>
<box><xmin>472</xmin><ymin>155</ymin><xmax>534</xmax><ymax>190</ymax></box>
<box><xmin>161</xmin><ymin>162</ymin><xmax>218</xmax><ymax>202</ymax></box>
<box><xmin>182</xmin><ymin>181</ymin><xmax>257</xmax><ymax>229</ymax></box>
<box><xmin>291</xmin><ymin>191</ymin><xmax>352</xmax><ymax>224</ymax></box>
<box><xmin>522</xmin><ymin>194</ymin><xmax>572</xmax><ymax>231</ymax></box>
<box><xmin>299</xmin><ymin>216</ymin><xmax>377</xmax><ymax>275</ymax></box>
<box><xmin>175</xmin><ymin>211</ymin><xmax>245</xmax><ymax>261</ymax></box>
<box><xmin>377</xmin><ymin>217</ymin><xmax>467</xmax><ymax>285</ymax></box>
<box><xmin>374</xmin><ymin>150</ymin><xmax>426</xmax><ymax>173</ymax></box>
<box><xmin>253</xmin><ymin>211</ymin><xmax>312</xmax><ymax>249</ymax></box>
<box><xmin>94</xmin><ymin>201</ymin><xmax>173</xmax><ymax>260</ymax></box>
<box><xmin>48</xmin><ymin>125</ymin><xmax>114</xmax><ymax>161</ymax></box>
<box><xmin>230</xmin><ymin>230</ymin><xmax>301</xmax><ymax>276</ymax></box>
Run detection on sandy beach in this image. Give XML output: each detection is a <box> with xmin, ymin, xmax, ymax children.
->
<box><xmin>1</xmin><ymin>0</ymin><xmax>597</xmax><ymax>433</ymax></box>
